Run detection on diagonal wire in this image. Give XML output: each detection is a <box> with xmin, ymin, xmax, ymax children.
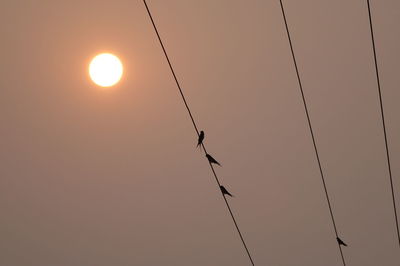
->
<box><xmin>142</xmin><ymin>1</ymin><xmax>255</xmax><ymax>265</ymax></box>
<box><xmin>278</xmin><ymin>1</ymin><xmax>346</xmax><ymax>265</ymax></box>
<box><xmin>366</xmin><ymin>0</ymin><xmax>400</xmax><ymax>247</ymax></box>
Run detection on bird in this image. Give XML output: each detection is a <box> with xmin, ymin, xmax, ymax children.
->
<box><xmin>220</xmin><ymin>185</ymin><xmax>233</xmax><ymax>197</ymax></box>
<box><xmin>206</xmin><ymin>154</ymin><xmax>221</xmax><ymax>166</ymax></box>
<box><xmin>197</xmin><ymin>131</ymin><xmax>204</xmax><ymax>148</ymax></box>
<box><xmin>336</xmin><ymin>237</ymin><xmax>347</xmax><ymax>247</ymax></box>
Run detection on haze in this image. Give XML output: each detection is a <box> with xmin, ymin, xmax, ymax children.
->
<box><xmin>1</xmin><ymin>1</ymin><xmax>400</xmax><ymax>265</ymax></box>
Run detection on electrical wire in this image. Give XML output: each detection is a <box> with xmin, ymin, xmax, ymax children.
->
<box><xmin>142</xmin><ymin>1</ymin><xmax>255</xmax><ymax>265</ymax></box>
<box><xmin>366</xmin><ymin>0</ymin><xmax>400</xmax><ymax>247</ymax></box>
<box><xmin>278</xmin><ymin>1</ymin><xmax>346</xmax><ymax>265</ymax></box>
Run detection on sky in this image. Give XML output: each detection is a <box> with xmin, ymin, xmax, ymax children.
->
<box><xmin>1</xmin><ymin>1</ymin><xmax>400</xmax><ymax>265</ymax></box>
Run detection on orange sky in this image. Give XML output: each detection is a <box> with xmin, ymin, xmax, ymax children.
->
<box><xmin>1</xmin><ymin>1</ymin><xmax>400</xmax><ymax>265</ymax></box>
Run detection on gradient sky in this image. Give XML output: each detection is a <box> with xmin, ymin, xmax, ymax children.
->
<box><xmin>1</xmin><ymin>1</ymin><xmax>400</xmax><ymax>265</ymax></box>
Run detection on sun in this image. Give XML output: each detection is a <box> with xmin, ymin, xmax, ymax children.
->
<box><xmin>89</xmin><ymin>53</ymin><xmax>123</xmax><ymax>87</ymax></box>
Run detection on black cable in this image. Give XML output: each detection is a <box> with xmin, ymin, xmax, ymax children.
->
<box><xmin>142</xmin><ymin>1</ymin><xmax>255</xmax><ymax>265</ymax></box>
<box><xmin>366</xmin><ymin>0</ymin><xmax>400</xmax><ymax>247</ymax></box>
<box><xmin>278</xmin><ymin>1</ymin><xmax>346</xmax><ymax>265</ymax></box>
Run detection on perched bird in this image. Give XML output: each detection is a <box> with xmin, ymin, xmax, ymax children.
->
<box><xmin>336</xmin><ymin>237</ymin><xmax>347</xmax><ymax>247</ymax></box>
<box><xmin>206</xmin><ymin>154</ymin><xmax>221</xmax><ymax>166</ymax></box>
<box><xmin>220</xmin><ymin>185</ymin><xmax>233</xmax><ymax>197</ymax></box>
<box><xmin>197</xmin><ymin>131</ymin><xmax>204</xmax><ymax>148</ymax></box>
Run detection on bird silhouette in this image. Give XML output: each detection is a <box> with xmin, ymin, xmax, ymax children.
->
<box><xmin>206</xmin><ymin>154</ymin><xmax>221</xmax><ymax>166</ymax></box>
<box><xmin>197</xmin><ymin>131</ymin><xmax>204</xmax><ymax>148</ymax></box>
<box><xmin>220</xmin><ymin>185</ymin><xmax>233</xmax><ymax>197</ymax></box>
<box><xmin>336</xmin><ymin>237</ymin><xmax>347</xmax><ymax>247</ymax></box>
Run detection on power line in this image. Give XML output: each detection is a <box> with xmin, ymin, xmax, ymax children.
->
<box><xmin>142</xmin><ymin>1</ymin><xmax>255</xmax><ymax>265</ymax></box>
<box><xmin>278</xmin><ymin>1</ymin><xmax>347</xmax><ymax>265</ymax></box>
<box><xmin>366</xmin><ymin>0</ymin><xmax>400</xmax><ymax>247</ymax></box>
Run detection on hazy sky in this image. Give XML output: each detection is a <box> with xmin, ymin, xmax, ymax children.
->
<box><xmin>1</xmin><ymin>1</ymin><xmax>400</xmax><ymax>265</ymax></box>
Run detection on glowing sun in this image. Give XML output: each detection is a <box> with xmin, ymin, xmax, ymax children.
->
<box><xmin>89</xmin><ymin>53</ymin><xmax>123</xmax><ymax>87</ymax></box>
